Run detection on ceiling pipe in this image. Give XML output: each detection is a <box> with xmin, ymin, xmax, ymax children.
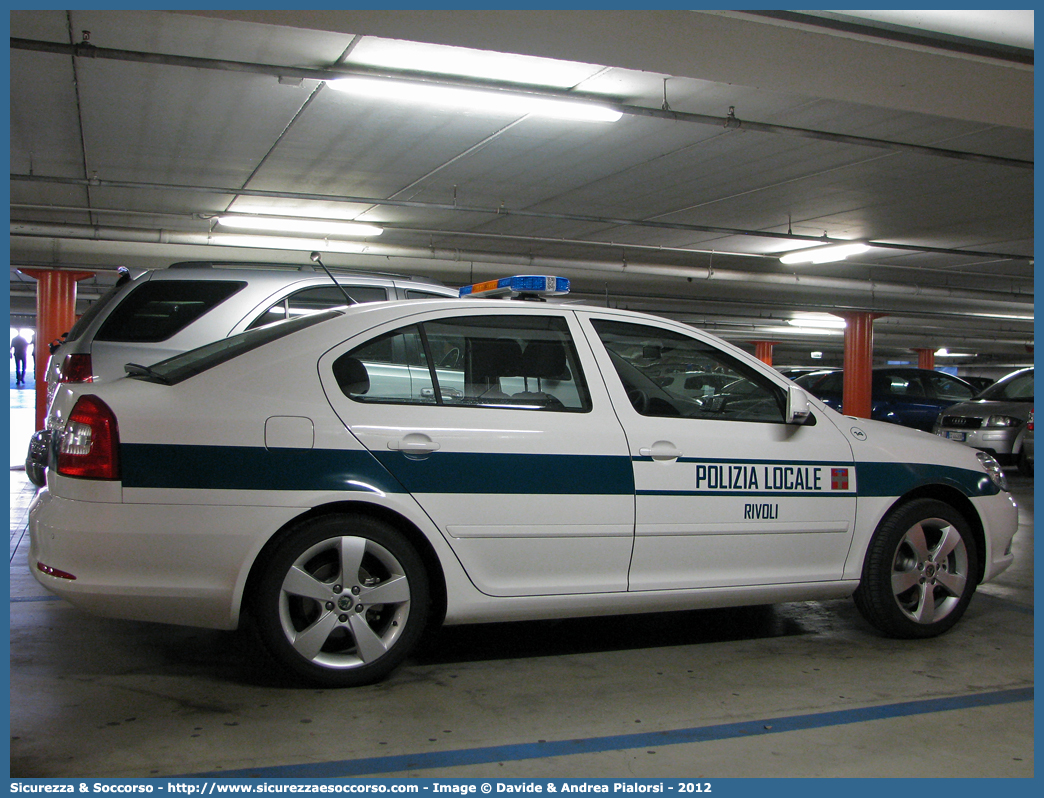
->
<box><xmin>510</xmin><ymin>254</ymin><xmax>1032</xmax><ymax>311</ymax></box>
<box><xmin>10</xmin><ymin>173</ymin><xmax>1034</xmax><ymax>264</ymax></box>
<box><xmin>10</xmin><ymin>36</ymin><xmax>1033</xmax><ymax>171</ymax></box>
<box><xmin>10</xmin><ymin>222</ymin><xmax>1033</xmax><ymax>315</ymax></box>
<box><xmin>738</xmin><ymin>10</ymin><xmax>1034</xmax><ymax>66</ymax></box>
<box><xmin>11</xmin><ymin>202</ymin><xmax>1035</xmax><ymax>287</ymax></box>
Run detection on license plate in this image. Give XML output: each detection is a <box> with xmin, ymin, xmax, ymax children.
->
<box><xmin>946</xmin><ymin>431</ymin><xmax>966</xmax><ymax>442</ymax></box>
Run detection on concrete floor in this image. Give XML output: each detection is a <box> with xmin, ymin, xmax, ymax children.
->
<box><xmin>8</xmin><ymin>382</ymin><xmax>1034</xmax><ymax>779</ymax></box>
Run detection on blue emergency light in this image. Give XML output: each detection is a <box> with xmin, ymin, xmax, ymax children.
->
<box><xmin>459</xmin><ymin>275</ymin><xmax>570</xmax><ymax>299</ymax></box>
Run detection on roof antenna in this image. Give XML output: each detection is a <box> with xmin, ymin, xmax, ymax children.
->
<box><xmin>310</xmin><ymin>252</ymin><xmax>356</xmax><ymax>305</ymax></box>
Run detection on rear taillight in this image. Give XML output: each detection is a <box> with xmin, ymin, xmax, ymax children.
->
<box><xmin>1028</xmin><ymin>410</ymin><xmax>1034</xmax><ymax>431</ymax></box>
<box><xmin>58</xmin><ymin>353</ymin><xmax>94</xmax><ymax>383</ymax></box>
<box><xmin>56</xmin><ymin>395</ymin><xmax>120</xmax><ymax>480</ymax></box>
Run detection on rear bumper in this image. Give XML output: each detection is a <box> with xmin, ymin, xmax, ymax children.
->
<box><xmin>28</xmin><ymin>489</ymin><xmax>299</xmax><ymax>630</ymax></box>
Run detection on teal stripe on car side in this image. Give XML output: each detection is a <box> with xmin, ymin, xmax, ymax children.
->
<box><xmin>120</xmin><ymin>445</ymin><xmax>636</xmax><ymax>495</ymax></box>
<box><xmin>121</xmin><ymin>445</ymin><xmax>991</xmax><ymax>498</ymax></box>
<box><xmin>855</xmin><ymin>461</ymin><xmax>999</xmax><ymax>497</ymax></box>
<box><xmin>371</xmin><ymin>451</ymin><xmax>635</xmax><ymax>495</ymax></box>
<box><xmin>121</xmin><ymin>444</ymin><xmax>408</xmax><ymax>494</ymax></box>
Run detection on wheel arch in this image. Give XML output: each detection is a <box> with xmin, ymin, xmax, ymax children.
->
<box><xmin>241</xmin><ymin>500</ymin><xmax>448</xmax><ymax>633</ymax></box>
<box><xmin>1012</xmin><ymin>427</ymin><xmax>1026</xmax><ymax>456</ymax></box>
<box><xmin>879</xmin><ymin>484</ymin><xmax>987</xmax><ymax>584</ymax></box>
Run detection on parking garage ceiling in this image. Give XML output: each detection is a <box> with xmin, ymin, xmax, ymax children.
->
<box><xmin>8</xmin><ymin>9</ymin><xmax>1034</xmax><ymax>367</ymax></box>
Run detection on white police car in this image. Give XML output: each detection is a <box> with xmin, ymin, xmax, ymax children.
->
<box><xmin>28</xmin><ymin>277</ymin><xmax>1019</xmax><ymax>687</ymax></box>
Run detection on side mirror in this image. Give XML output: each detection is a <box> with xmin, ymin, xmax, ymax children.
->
<box><xmin>786</xmin><ymin>385</ymin><xmax>812</xmax><ymax>425</ymax></box>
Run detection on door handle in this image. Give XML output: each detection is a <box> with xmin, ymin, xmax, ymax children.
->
<box><xmin>388</xmin><ymin>439</ymin><xmax>441</xmax><ymax>453</ymax></box>
<box><xmin>387</xmin><ymin>432</ymin><xmax>441</xmax><ymax>454</ymax></box>
<box><xmin>639</xmin><ymin>442</ymin><xmax>682</xmax><ymax>461</ymax></box>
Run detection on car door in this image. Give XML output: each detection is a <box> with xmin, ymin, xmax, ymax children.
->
<box><xmin>579</xmin><ymin>312</ymin><xmax>857</xmax><ymax>591</ymax></box>
<box><xmin>320</xmin><ymin>306</ymin><xmax>635</xmax><ymax>598</ymax></box>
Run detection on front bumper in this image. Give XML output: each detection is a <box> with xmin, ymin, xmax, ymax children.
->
<box><xmin>973</xmin><ymin>490</ymin><xmax>1019</xmax><ymax>584</ymax></box>
<box><xmin>936</xmin><ymin>426</ymin><xmax>1020</xmax><ymax>462</ymax></box>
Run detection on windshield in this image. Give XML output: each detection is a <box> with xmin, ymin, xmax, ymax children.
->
<box><xmin>127</xmin><ymin>309</ymin><xmax>342</xmax><ymax>385</ymax></box>
<box><xmin>977</xmin><ymin>369</ymin><xmax>1034</xmax><ymax>402</ymax></box>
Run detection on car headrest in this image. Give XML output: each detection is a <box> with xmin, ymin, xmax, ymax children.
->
<box><xmin>333</xmin><ymin>355</ymin><xmax>370</xmax><ymax>396</ymax></box>
<box><xmin>520</xmin><ymin>340</ymin><xmax>569</xmax><ymax>380</ymax></box>
<box><xmin>469</xmin><ymin>339</ymin><xmax>523</xmax><ymax>381</ymax></box>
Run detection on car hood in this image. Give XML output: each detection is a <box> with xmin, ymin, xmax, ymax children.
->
<box><xmin>826</xmin><ymin>409</ymin><xmax>988</xmax><ymax>470</ymax></box>
<box><xmin>940</xmin><ymin>399</ymin><xmax>1033</xmax><ymax>420</ymax></box>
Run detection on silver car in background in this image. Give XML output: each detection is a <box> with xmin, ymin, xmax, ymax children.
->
<box><xmin>25</xmin><ymin>261</ymin><xmax>457</xmax><ymax>486</ymax></box>
<box><xmin>934</xmin><ymin>367</ymin><xmax>1034</xmax><ymax>475</ymax></box>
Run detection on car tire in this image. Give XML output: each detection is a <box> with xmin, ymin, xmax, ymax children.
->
<box><xmin>25</xmin><ymin>430</ymin><xmax>50</xmax><ymax>488</ymax></box>
<box><xmin>853</xmin><ymin>499</ymin><xmax>978</xmax><ymax>639</ymax></box>
<box><xmin>252</xmin><ymin>513</ymin><xmax>429</xmax><ymax>687</ymax></box>
<box><xmin>1017</xmin><ymin>447</ymin><xmax>1033</xmax><ymax>477</ymax></box>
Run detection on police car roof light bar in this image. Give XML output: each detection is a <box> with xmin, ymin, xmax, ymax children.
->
<box><xmin>459</xmin><ymin>275</ymin><xmax>570</xmax><ymax>299</ymax></box>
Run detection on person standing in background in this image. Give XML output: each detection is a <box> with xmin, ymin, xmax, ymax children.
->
<box><xmin>10</xmin><ymin>333</ymin><xmax>29</xmax><ymax>385</ymax></box>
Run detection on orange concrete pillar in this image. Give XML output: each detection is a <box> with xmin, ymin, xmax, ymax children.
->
<box><xmin>753</xmin><ymin>340</ymin><xmax>778</xmax><ymax>366</ymax></box>
<box><xmin>19</xmin><ymin>269</ymin><xmax>95</xmax><ymax>430</ymax></box>
<box><xmin>914</xmin><ymin>348</ymin><xmax>936</xmax><ymax>370</ymax></box>
<box><xmin>838</xmin><ymin>312</ymin><xmax>883</xmax><ymax>419</ymax></box>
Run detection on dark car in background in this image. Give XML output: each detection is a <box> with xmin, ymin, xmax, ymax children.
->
<box><xmin>795</xmin><ymin>367</ymin><xmax>977</xmax><ymax>431</ymax></box>
<box><xmin>934</xmin><ymin>367</ymin><xmax>1034</xmax><ymax>475</ymax></box>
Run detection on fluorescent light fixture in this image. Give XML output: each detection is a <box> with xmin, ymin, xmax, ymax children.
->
<box><xmin>348</xmin><ymin>39</ymin><xmax>600</xmax><ymax>90</ymax></box>
<box><xmin>326</xmin><ymin>77</ymin><xmax>623</xmax><ymax>123</ymax></box>
<box><xmin>212</xmin><ymin>235</ymin><xmax>368</xmax><ymax>254</ymax></box>
<box><xmin>935</xmin><ymin>348</ymin><xmax>975</xmax><ymax>358</ymax></box>
<box><xmin>787</xmin><ymin>315</ymin><xmax>847</xmax><ymax>330</ymax></box>
<box><xmin>779</xmin><ymin>243</ymin><xmax>870</xmax><ymax>264</ymax></box>
<box><xmin>761</xmin><ymin>326</ymin><xmax>846</xmax><ymax>337</ymax></box>
<box><xmin>217</xmin><ymin>215</ymin><xmax>382</xmax><ymax>237</ymax></box>
<box><xmin>811</xmin><ymin>351</ymin><xmax>823</xmax><ymax>359</ymax></box>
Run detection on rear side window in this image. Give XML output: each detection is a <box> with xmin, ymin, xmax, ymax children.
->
<box><xmin>405</xmin><ymin>289</ymin><xmax>451</xmax><ymax>299</ymax></box>
<box><xmin>877</xmin><ymin>372</ymin><xmax>924</xmax><ymax>397</ymax></box>
<box><xmin>335</xmin><ymin>314</ymin><xmax>591</xmax><ymax>412</ymax></box>
<box><xmin>247</xmin><ymin>285</ymin><xmax>389</xmax><ymax>330</ymax></box>
<box><xmin>95</xmin><ymin>281</ymin><xmax>246</xmax><ymax>343</ymax></box>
